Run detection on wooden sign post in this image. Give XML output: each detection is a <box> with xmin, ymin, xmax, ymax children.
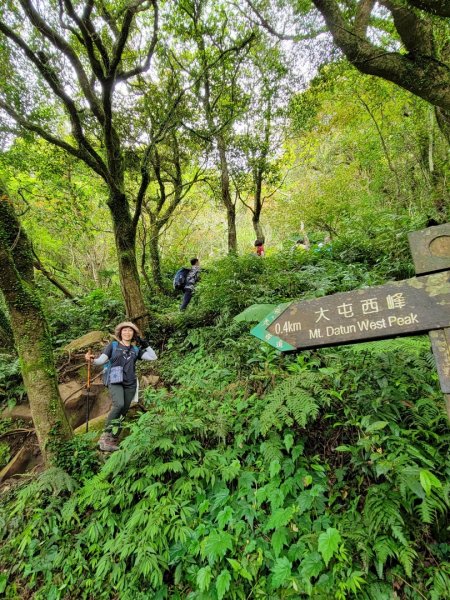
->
<box><xmin>409</xmin><ymin>223</ymin><xmax>450</xmax><ymax>418</ymax></box>
<box><xmin>251</xmin><ymin>224</ymin><xmax>450</xmax><ymax>418</ymax></box>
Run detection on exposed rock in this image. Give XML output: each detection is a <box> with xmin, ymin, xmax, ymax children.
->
<box><xmin>59</xmin><ymin>380</ymin><xmax>84</xmax><ymax>403</ymax></box>
<box><xmin>58</xmin><ymin>381</ymin><xmax>111</xmax><ymax>429</ymax></box>
<box><xmin>74</xmin><ymin>414</ymin><xmax>106</xmax><ymax>435</ymax></box>
<box><xmin>86</xmin><ymin>386</ymin><xmax>111</xmax><ymax>420</ymax></box>
<box><xmin>1</xmin><ymin>404</ymin><xmax>33</xmax><ymax>424</ymax></box>
<box><xmin>141</xmin><ymin>375</ymin><xmax>160</xmax><ymax>387</ymax></box>
<box><xmin>62</xmin><ymin>331</ymin><xmax>107</xmax><ymax>353</ymax></box>
<box><xmin>0</xmin><ymin>446</ymin><xmax>33</xmax><ymax>483</ymax></box>
<box><xmin>74</xmin><ymin>404</ymin><xmax>142</xmax><ymax>436</ymax></box>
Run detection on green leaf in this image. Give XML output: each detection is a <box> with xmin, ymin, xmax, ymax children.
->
<box><xmin>269</xmin><ymin>488</ymin><xmax>285</xmax><ymax>510</ymax></box>
<box><xmin>0</xmin><ymin>574</ymin><xmax>8</xmax><ymax>594</ymax></box>
<box><xmin>265</xmin><ymin>506</ymin><xmax>294</xmax><ymax>531</ymax></box>
<box><xmin>217</xmin><ymin>506</ymin><xmax>234</xmax><ymax>529</ymax></box>
<box><xmin>318</xmin><ymin>528</ymin><xmax>341</xmax><ymax>566</ymax></box>
<box><xmin>303</xmin><ymin>474</ymin><xmax>313</xmax><ymax>487</ymax></box>
<box><xmin>334</xmin><ymin>445</ymin><xmax>353</xmax><ymax>452</ymax></box>
<box><xmin>226</xmin><ymin>558</ymin><xmax>253</xmax><ymax>581</ymax></box>
<box><xmin>202</xmin><ymin>531</ymin><xmax>233</xmax><ymax>562</ymax></box>
<box><xmin>221</xmin><ymin>459</ymin><xmax>241</xmax><ymax>481</ymax></box>
<box><xmin>240</xmin><ymin>566</ymin><xmax>253</xmax><ymax>581</ymax></box>
<box><xmin>365</xmin><ymin>421</ymin><xmax>389</xmax><ymax>432</ymax></box>
<box><xmin>216</xmin><ymin>569</ymin><xmax>232</xmax><ymax>600</ymax></box>
<box><xmin>270</xmin><ymin>459</ymin><xmax>281</xmax><ymax>478</ymax></box>
<box><xmin>419</xmin><ymin>469</ymin><xmax>442</xmax><ymax>496</ymax></box>
<box><xmin>197</xmin><ymin>566</ymin><xmax>212</xmax><ymax>592</ymax></box>
<box><xmin>198</xmin><ymin>499</ymin><xmax>209</xmax><ymax>516</ymax></box>
<box><xmin>234</xmin><ymin>303</ymin><xmax>277</xmax><ymax>322</ymax></box>
<box><xmin>227</xmin><ymin>558</ymin><xmax>241</xmax><ymax>572</ymax></box>
<box><xmin>300</xmin><ymin>551</ymin><xmax>323</xmax><ymax>580</ymax></box>
<box><xmin>284</xmin><ymin>433</ymin><xmax>294</xmax><ymax>452</ymax></box>
<box><xmin>211</xmin><ymin>487</ymin><xmax>230</xmax><ymax>510</ymax></box>
<box><xmin>271</xmin><ymin>556</ymin><xmax>292</xmax><ymax>589</ymax></box>
<box><xmin>272</xmin><ymin>527</ymin><xmax>289</xmax><ymax>558</ymax></box>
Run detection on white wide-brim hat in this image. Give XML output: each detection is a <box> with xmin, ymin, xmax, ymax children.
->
<box><xmin>114</xmin><ymin>321</ymin><xmax>141</xmax><ymax>339</ymax></box>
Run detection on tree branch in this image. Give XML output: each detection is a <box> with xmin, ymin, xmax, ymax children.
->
<box><xmin>133</xmin><ymin>169</ymin><xmax>150</xmax><ymax>230</ymax></box>
<box><xmin>33</xmin><ymin>251</ymin><xmax>76</xmax><ymax>300</ymax></box>
<box><xmin>0</xmin><ymin>18</ymin><xmax>109</xmax><ymax>179</ymax></box>
<box><xmin>152</xmin><ymin>147</ymin><xmax>167</xmax><ymax>214</ymax></box>
<box><xmin>117</xmin><ymin>0</ymin><xmax>159</xmax><ymax>80</ymax></box>
<box><xmin>380</xmin><ymin>0</ymin><xmax>434</xmax><ymax>55</ymax></box>
<box><xmin>406</xmin><ymin>0</ymin><xmax>450</xmax><ymax>17</ymax></box>
<box><xmin>61</xmin><ymin>0</ymin><xmax>110</xmax><ymax>77</ymax></box>
<box><xmin>110</xmin><ymin>1</ymin><xmax>156</xmax><ymax>77</ymax></box>
<box><xmin>241</xmin><ymin>0</ymin><xmax>326</xmax><ymax>41</ymax></box>
<box><xmin>354</xmin><ymin>0</ymin><xmax>376</xmax><ymax>37</ymax></box>
<box><xmin>0</xmin><ymin>100</ymin><xmax>107</xmax><ymax>180</ymax></box>
<box><xmin>312</xmin><ymin>0</ymin><xmax>450</xmax><ymax>112</ymax></box>
<box><xmin>18</xmin><ymin>0</ymin><xmax>105</xmax><ymax>124</ymax></box>
<box><xmin>98</xmin><ymin>0</ymin><xmax>120</xmax><ymax>38</ymax></box>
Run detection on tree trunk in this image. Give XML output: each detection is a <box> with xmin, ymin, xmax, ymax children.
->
<box><xmin>0</xmin><ymin>191</ymin><xmax>72</xmax><ymax>462</ymax></box>
<box><xmin>217</xmin><ymin>137</ymin><xmax>237</xmax><ymax>254</ymax></box>
<box><xmin>0</xmin><ymin>306</ymin><xmax>12</xmax><ymax>348</ymax></box>
<box><xmin>252</xmin><ymin>215</ymin><xmax>265</xmax><ymax>242</ymax></box>
<box><xmin>226</xmin><ymin>203</ymin><xmax>237</xmax><ymax>253</ymax></box>
<box><xmin>148</xmin><ymin>222</ymin><xmax>165</xmax><ymax>293</ymax></box>
<box><xmin>252</xmin><ymin>168</ymin><xmax>265</xmax><ymax>242</ymax></box>
<box><xmin>435</xmin><ymin>108</ymin><xmax>450</xmax><ymax>146</ymax></box>
<box><xmin>108</xmin><ymin>191</ymin><xmax>148</xmax><ymax>331</ymax></box>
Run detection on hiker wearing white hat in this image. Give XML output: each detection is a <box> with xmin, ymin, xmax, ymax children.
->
<box><xmin>85</xmin><ymin>321</ymin><xmax>157</xmax><ymax>452</ymax></box>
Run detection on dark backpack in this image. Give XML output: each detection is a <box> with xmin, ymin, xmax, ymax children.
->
<box><xmin>173</xmin><ymin>267</ymin><xmax>190</xmax><ymax>292</ymax></box>
<box><xmin>102</xmin><ymin>341</ymin><xmax>139</xmax><ymax>386</ymax></box>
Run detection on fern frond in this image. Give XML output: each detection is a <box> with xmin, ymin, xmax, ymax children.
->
<box><xmin>286</xmin><ymin>393</ymin><xmax>319</xmax><ymax>428</ymax></box>
<box><xmin>260</xmin><ymin>434</ymin><xmax>283</xmax><ymax>464</ymax></box>
<box><xmin>429</xmin><ymin>564</ymin><xmax>450</xmax><ymax>600</ymax></box>
<box><xmin>373</xmin><ymin>536</ymin><xmax>396</xmax><ymax>579</ymax></box>
<box><xmin>398</xmin><ymin>544</ymin><xmax>417</xmax><ymax>578</ymax></box>
<box><xmin>13</xmin><ymin>467</ymin><xmax>77</xmax><ymax>513</ymax></box>
<box><xmin>418</xmin><ymin>492</ymin><xmax>448</xmax><ymax>524</ymax></box>
<box><xmin>364</xmin><ymin>485</ymin><xmax>404</xmax><ymax>537</ymax></box>
<box><xmin>260</xmin><ymin>373</ymin><xmax>323</xmax><ymax>434</ymax></box>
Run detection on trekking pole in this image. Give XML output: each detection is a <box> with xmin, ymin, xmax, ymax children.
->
<box><xmin>86</xmin><ymin>347</ymin><xmax>91</xmax><ymax>433</ymax></box>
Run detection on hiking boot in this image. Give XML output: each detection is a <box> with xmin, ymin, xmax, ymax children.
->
<box><xmin>98</xmin><ymin>432</ymin><xmax>119</xmax><ymax>452</ymax></box>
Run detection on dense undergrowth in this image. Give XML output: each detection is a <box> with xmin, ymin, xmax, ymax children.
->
<box><xmin>1</xmin><ymin>233</ymin><xmax>449</xmax><ymax>599</ymax></box>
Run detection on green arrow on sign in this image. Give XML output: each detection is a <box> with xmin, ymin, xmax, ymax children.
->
<box><xmin>250</xmin><ymin>302</ymin><xmax>295</xmax><ymax>351</ymax></box>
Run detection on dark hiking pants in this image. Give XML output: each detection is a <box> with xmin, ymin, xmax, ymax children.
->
<box><xmin>105</xmin><ymin>383</ymin><xmax>137</xmax><ymax>433</ymax></box>
<box><xmin>180</xmin><ymin>288</ymin><xmax>193</xmax><ymax>310</ymax></box>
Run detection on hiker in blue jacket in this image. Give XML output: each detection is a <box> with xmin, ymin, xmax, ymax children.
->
<box><xmin>180</xmin><ymin>258</ymin><xmax>201</xmax><ymax>311</ymax></box>
<box><xmin>85</xmin><ymin>321</ymin><xmax>156</xmax><ymax>452</ymax></box>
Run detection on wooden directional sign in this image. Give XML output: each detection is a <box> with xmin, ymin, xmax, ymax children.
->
<box><xmin>408</xmin><ymin>223</ymin><xmax>450</xmax><ymax>275</ymax></box>
<box><xmin>251</xmin><ymin>271</ymin><xmax>450</xmax><ymax>351</ymax></box>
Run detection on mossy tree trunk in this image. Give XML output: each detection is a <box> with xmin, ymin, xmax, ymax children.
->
<box><xmin>217</xmin><ymin>136</ymin><xmax>238</xmax><ymax>254</ymax></box>
<box><xmin>0</xmin><ymin>190</ymin><xmax>72</xmax><ymax>462</ymax></box>
<box><xmin>0</xmin><ymin>305</ymin><xmax>12</xmax><ymax>348</ymax></box>
<box><xmin>251</xmin><ymin>162</ymin><xmax>266</xmax><ymax>243</ymax></box>
<box><xmin>108</xmin><ymin>191</ymin><xmax>148</xmax><ymax>330</ymax></box>
<box><xmin>148</xmin><ymin>221</ymin><xmax>165</xmax><ymax>294</ymax></box>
